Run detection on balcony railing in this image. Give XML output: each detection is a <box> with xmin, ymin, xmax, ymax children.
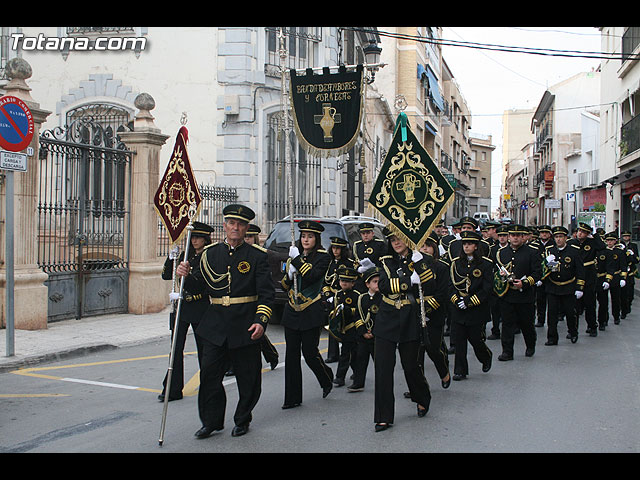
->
<box><xmin>621</xmin><ymin>113</ymin><xmax>640</xmax><ymax>157</ymax></box>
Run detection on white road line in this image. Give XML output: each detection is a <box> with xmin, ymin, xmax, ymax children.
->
<box><xmin>61</xmin><ymin>378</ymin><xmax>140</xmax><ymax>390</ymax></box>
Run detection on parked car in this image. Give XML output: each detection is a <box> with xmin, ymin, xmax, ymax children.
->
<box><xmin>339</xmin><ymin>215</ymin><xmax>386</xmax><ymax>247</ymax></box>
<box><xmin>263</xmin><ymin>216</ymin><xmax>348</xmax><ymax>324</ymax></box>
<box><xmin>473</xmin><ymin>212</ymin><xmax>490</xmax><ymax>226</ymax></box>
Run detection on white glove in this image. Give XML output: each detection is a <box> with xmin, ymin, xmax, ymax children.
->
<box><xmin>287</xmin><ymin>264</ymin><xmax>297</xmax><ymax>280</ymax></box>
<box><xmin>411</xmin><ymin>271</ymin><xmax>420</xmax><ymax>285</ymax></box>
<box><xmin>536</xmin><ymin>280</ymin><xmax>543</xmax><ymax>287</ymax></box>
<box><xmin>621</xmin><ymin>279</ymin><xmax>626</xmax><ymax>288</ymax></box>
<box><xmin>439</xmin><ymin>244</ymin><xmax>446</xmax><ymax>256</ymax></box>
<box><xmin>546</xmin><ymin>254</ymin><xmax>556</xmax><ymax>263</ymax></box>
<box><xmin>358</xmin><ymin>258</ymin><xmax>374</xmax><ymax>270</ymax></box>
<box><xmin>628</xmin><ymin>249</ymin><xmax>634</xmax><ymax>255</ymax></box>
<box><xmin>602</xmin><ymin>282</ymin><xmax>610</xmax><ymax>291</ymax></box>
<box><xmin>457</xmin><ymin>300</ymin><xmax>467</xmax><ymax>309</ymax></box>
<box><xmin>575</xmin><ymin>290</ymin><xmax>584</xmax><ymax>299</ymax></box>
<box><xmin>337</xmin><ymin>303</ymin><xmax>344</xmax><ymax>312</ymax></box>
<box><xmin>289</xmin><ymin>245</ymin><xmax>300</xmax><ymax>259</ymax></box>
<box><xmin>327</xmin><ymin>296</ymin><xmax>334</xmax><ymax>304</ymax></box>
<box><xmin>455</xmin><ymin>233</ymin><xmax>461</xmax><ymax>240</ymax></box>
<box><xmin>411</xmin><ymin>250</ymin><xmax>423</xmax><ymax>262</ymax></box>
<box><xmin>169</xmin><ymin>292</ymin><xmax>181</xmax><ymax>301</ymax></box>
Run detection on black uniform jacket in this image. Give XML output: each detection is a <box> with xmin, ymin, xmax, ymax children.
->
<box><xmin>353</xmin><ymin>238</ymin><xmax>386</xmax><ymax>266</ymax></box>
<box><xmin>328</xmin><ymin>288</ymin><xmax>361</xmax><ymax>342</ymax></box>
<box><xmin>373</xmin><ymin>253</ymin><xmax>420</xmax><ymax>343</ymax></box>
<box><xmin>183</xmin><ymin>241</ymin><xmax>274</xmax><ymax>349</ymax></box>
<box><xmin>495</xmin><ymin>243</ymin><xmax>543</xmax><ymax>303</ymax></box>
<box><xmin>542</xmin><ymin>244</ymin><xmax>585</xmax><ymax>296</ymax></box>
<box><xmin>280</xmin><ymin>248</ymin><xmax>331</xmax><ymax>330</ymax></box>
<box><xmin>623</xmin><ymin>241</ymin><xmax>640</xmax><ymax>277</ymax></box>
<box><xmin>567</xmin><ymin>235</ymin><xmax>606</xmax><ymax>286</ymax></box>
<box><xmin>162</xmin><ymin>250</ymin><xmax>209</xmax><ymax>328</ymax></box>
<box><xmin>355</xmin><ymin>290</ymin><xmax>381</xmax><ymax>337</ymax></box>
<box><xmin>414</xmin><ymin>254</ymin><xmax>450</xmax><ymax>327</ymax></box>
<box><xmin>448</xmin><ymin>255</ymin><xmax>493</xmax><ymax>326</ymax></box>
<box><xmin>322</xmin><ymin>257</ymin><xmax>356</xmax><ymax>301</ymax></box>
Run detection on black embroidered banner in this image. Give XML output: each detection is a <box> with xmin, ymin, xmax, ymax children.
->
<box><xmin>289</xmin><ymin>65</ymin><xmax>364</xmax><ymax>157</ymax></box>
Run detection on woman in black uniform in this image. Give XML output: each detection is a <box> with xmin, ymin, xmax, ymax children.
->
<box><xmin>280</xmin><ymin>220</ymin><xmax>334</xmax><ymax>409</ymax></box>
<box><xmin>373</xmin><ymin>227</ymin><xmax>431</xmax><ymax>432</ymax></box>
<box><xmin>448</xmin><ymin>230</ymin><xmax>493</xmax><ymax>381</ymax></box>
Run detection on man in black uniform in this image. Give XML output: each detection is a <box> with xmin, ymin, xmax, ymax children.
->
<box><xmin>353</xmin><ymin>222</ymin><xmax>387</xmax><ymax>269</ymax></box>
<box><xmin>159</xmin><ymin>221</ymin><xmax>213</xmax><ymax>402</ymax></box>
<box><xmin>176</xmin><ymin>204</ymin><xmax>274</xmax><ymax>439</ymax></box>
<box><xmin>620</xmin><ymin>230</ymin><xmax>639</xmax><ymax>318</ymax></box>
<box><xmin>600</xmin><ymin>232</ymin><xmax>624</xmax><ymax>327</ymax></box>
<box><xmin>495</xmin><ymin>224</ymin><xmax>542</xmax><ymax>361</ymax></box>
<box><xmin>487</xmin><ymin>225</ymin><xmax>509</xmax><ymax>340</ymax></box>
<box><xmin>542</xmin><ymin>226</ymin><xmax>585</xmax><ymax>345</ymax></box>
<box><xmin>534</xmin><ymin>225</ymin><xmax>555</xmax><ymax>327</ymax></box>
<box><xmin>445</xmin><ymin>216</ymin><xmax>490</xmax><ymax>262</ymax></box>
<box><xmin>569</xmin><ymin>222</ymin><xmax>606</xmax><ymax>337</ymax></box>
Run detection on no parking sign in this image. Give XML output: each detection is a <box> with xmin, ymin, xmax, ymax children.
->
<box><xmin>0</xmin><ymin>95</ymin><xmax>34</xmax><ymax>153</ymax></box>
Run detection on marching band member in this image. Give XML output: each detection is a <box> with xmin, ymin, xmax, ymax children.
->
<box><xmin>620</xmin><ymin>230</ymin><xmax>639</xmax><ymax>318</ymax></box>
<box><xmin>534</xmin><ymin>225</ymin><xmax>555</xmax><ymax>328</ymax></box>
<box><xmin>448</xmin><ymin>230</ymin><xmax>493</xmax><ymax>380</ymax></box>
<box><xmin>568</xmin><ymin>222</ymin><xmax>607</xmax><ymax>337</ymax></box>
<box><xmin>487</xmin><ymin>225</ymin><xmax>509</xmax><ymax>340</ymax></box>
<box><xmin>600</xmin><ymin>232</ymin><xmax>625</xmax><ymax>327</ymax></box>
<box><xmin>495</xmin><ymin>224</ymin><xmax>542</xmax><ymax>361</ymax></box>
<box><xmin>542</xmin><ymin>226</ymin><xmax>585</xmax><ymax>345</ymax></box>
<box><xmin>327</xmin><ymin>266</ymin><xmax>361</xmax><ymax>388</ymax></box>
<box><xmin>323</xmin><ymin>236</ymin><xmax>356</xmax><ymax>363</ymax></box>
<box><xmin>175</xmin><ymin>205</ymin><xmax>274</xmax><ymax>439</ymax></box>
<box><xmin>350</xmin><ymin>267</ymin><xmax>382</xmax><ymax>392</ymax></box>
<box><xmin>372</xmin><ymin>227</ymin><xmax>431</xmax><ymax>432</ymax></box>
<box><xmin>280</xmin><ymin>220</ymin><xmax>334</xmax><ymax>409</ymax></box>
<box><xmin>159</xmin><ymin>221</ymin><xmax>212</xmax><ymax>403</ymax></box>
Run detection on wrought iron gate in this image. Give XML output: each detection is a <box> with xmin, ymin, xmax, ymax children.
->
<box><xmin>37</xmin><ymin>109</ymin><xmax>132</xmax><ymax>322</ymax></box>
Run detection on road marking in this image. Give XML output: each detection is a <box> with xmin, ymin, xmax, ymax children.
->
<box><xmin>0</xmin><ymin>393</ymin><xmax>70</xmax><ymax>398</ymax></box>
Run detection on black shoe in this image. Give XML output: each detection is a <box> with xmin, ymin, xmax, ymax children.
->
<box><xmin>375</xmin><ymin>423</ymin><xmax>392</xmax><ymax>432</ymax></box>
<box><xmin>403</xmin><ymin>391</ymin><xmax>412</xmax><ymax>399</ymax></box>
<box><xmin>566</xmin><ymin>333</ymin><xmax>572</xmax><ymax>339</ymax></box>
<box><xmin>525</xmin><ymin>348</ymin><xmax>535</xmax><ymax>357</ymax></box>
<box><xmin>544</xmin><ymin>340</ymin><xmax>557</xmax><ymax>346</ymax></box>
<box><xmin>498</xmin><ymin>353</ymin><xmax>513</xmax><ymax>361</ymax></box>
<box><xmin>417</xmin><ymin>405</ymin><xmax>428</xmax><ymax>417</ymax></box>
<box><xmin>158</xmin><ymin>393</ymin><xmax>183</xmax><ymax>402</ymax></box>
<box><xmin>453</xmin><ymin>373</ymin><xmax>467</xmax><ymax>381</ymax></box>
<box><xmin>231</xmin><ymin>424</ymin><xmax>249</xmax><ymax>437</ymax></box>
<box><xmin>535</xmin><ymin>322</ymin><xmax>544</xmax><ymax>327</ymax></box>
<box><xmin>482</xmin><ymin>359</ymin><xmax>492</xmax><ymax>373</ymax></box>
<box><xmin>347</xmin><ymin>384</ymin><xmax>364</xmax><ymax>392</ymax></box>
<box><xmin>447</xmin><ymin>346</ymin><xmax>455</xmax><ymax>355</ymax></box>
<box><xmin>570</xmin><ymin>335</ymin><xmax>578</xmax><ymax>344</ymax></box>
<box><xmin>323</xmin><ymin>384</ymin><xmax>332</xmax><ymax>398</ymax></box>
<box><xmin>598</xmin><ymin>325</ymin><xmax>606</xmax><ymax>331</ymax></box>
<box><xmin>333</xmin><ymin>377</ymin><xmax>345</xmax><ymax>387</ymax></box>
<box><xmin>441</xmin><ymin>374</ymin><xmax>451</xmax><ymax>389</ymax></box>
<box><xmin>589</xmin><ymin>330</ymin><xmax>598</xmax><ymax>337</ymax></box>
<box><xmin>281</xmin><ymin>402</ymin><xmax>301</xmax><ymax>410</ymax></box>
<box><xmin>270</xmin><ymin>359</ymin><xmax>279</xmax><ymax>370</ymax></box>
<box><xmin>325</xmin><ymin>357</ymin><xmax>339</xmax><ymax>363</ymax></box>
<box><xmin>194</xmin><ymin>426</ymin><xmax>221</xmax><ymax>439</ymax></box>
<box><xmin>614</xmin><ymin>319</ymin><xmax>620</xmax><ymax>325</ymax></box>
<box><xmin>621</xmin><ymin>313</ymin><xmax>627</xmax><ymax>319</ymax></box>
<box><xmin>487</xmin><ymin>333</ymin><xmax>500</xmax><ymax>340</ymax></box>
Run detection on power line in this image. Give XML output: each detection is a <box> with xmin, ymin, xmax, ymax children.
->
<box><xmin>349</xmin><ymin>28</ymin><xmax>638</xmax><ymax>61</ymax></box>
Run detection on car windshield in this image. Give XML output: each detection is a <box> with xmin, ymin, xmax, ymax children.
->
<box><xmin>264</xmin><ymin>221</ymin><xmax>346</xmax><ymax>251</ymax></box>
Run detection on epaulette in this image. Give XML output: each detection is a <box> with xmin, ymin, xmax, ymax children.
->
<box><xmin>571</xmin><ymin>244</ymin><xmax>580</xmax><ymax>249</ymax></box>
<box><xmin>353</xmin><ymin>240</ymin><xmax>362</xmax><ymax>245</ymax></box>
<box><xmin>318</xmin><ymin>249</ymin><xmax>328</xmax><ymax>254</ymax></box>
<box><xmin>251</xmin><ymin>243</ymin><xmax>267</xmax><ymax>253</ymax></box>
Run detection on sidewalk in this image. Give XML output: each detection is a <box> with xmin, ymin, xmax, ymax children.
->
<box><xmin>0</xmin><ymin>307</ymin><xmax>172</xmax><ymax>373</ymax></box>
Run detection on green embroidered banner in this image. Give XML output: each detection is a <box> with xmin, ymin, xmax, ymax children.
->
<box><xmin>368</xmin><ymin>113</ymin><xmax>454</xmax><ymax>250</ymax></box>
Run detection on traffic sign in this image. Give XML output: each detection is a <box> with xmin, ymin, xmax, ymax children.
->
<box><xmin>0</xmin><ymin>150</ymin><xmax>27</xmax><ymax>172</ymax></box>
<box><xmin>0</xmin><ymin>95</ymin><xmax>34</xmax><ymax>152</ymax></box>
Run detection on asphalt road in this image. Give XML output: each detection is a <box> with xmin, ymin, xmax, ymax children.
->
<box><xmin>1</xmin><ymin>315</ymin><xmax>639</xmax><ymax>453</ymax></box>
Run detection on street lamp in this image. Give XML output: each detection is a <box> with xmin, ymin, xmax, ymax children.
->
<box><xmin>363</xmin><ymin>39</ymin><xmax>382</xmax><ymax>83</ymax></box>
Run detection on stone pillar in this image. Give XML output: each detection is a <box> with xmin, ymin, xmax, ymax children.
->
<box><xmin>0</xmin><ymin>58</ymin><xmax>51</xmax><ymax>329</ymax></box>
<box><xmin>119</xmin><ymin>93</ymin><xmax>171</xmax><ymax>314</ymax></box>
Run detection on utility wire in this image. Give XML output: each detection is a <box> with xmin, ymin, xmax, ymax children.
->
<box><xmin>348</xmin><ymin>28</ymin><xmax>639</xmax><ymax>61</ymax></box>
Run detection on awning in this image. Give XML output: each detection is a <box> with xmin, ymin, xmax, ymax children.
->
<box><xmin>425</xmin><ymin>68</ymin><xmax>445</xmax><ymax>112</ymax></box>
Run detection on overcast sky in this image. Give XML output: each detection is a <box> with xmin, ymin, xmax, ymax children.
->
<box><xmin>440</xmin><ymin>26</ymin><xmax>603</xmax><ymax>212</ymax></box>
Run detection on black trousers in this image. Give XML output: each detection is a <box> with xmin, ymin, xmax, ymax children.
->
<box><xmin>489</xmin><ymin>294</ymin><xmax>501</xmax><ymax>336</ymax></box>
<box><xmin>374</xmin><ymin>336</ymin><xmax>431</xmax><ymax>425</ymax></box>
<box><xmin>547</xmin><ymin>293</ymin><xmax>577</xmax><ymax>343</ymax></box>
<box><xmin>500</xmin><ymin>301</ymin><xmax>537</xmax><ymax>356</ymax></box>
<box><xmin>536</xmin><ymin>285</ymin><xmax>547</xmax><ymax>324</ymax></box>
<box><xmin>597</xmin><ymin>283</ymin><xmax>620</xmax><ymax>325</ymax></box>
<box><xmin>576</xmin><ymin>283</ymin><xmax>598</xmax><ymax>330</ymax></box>
<box><xmin>352</xmin><ymin>336</ymin><xmax>375</xmax><ymax>388</ymax></box>
<box><xmin>453</xmin><ymin>322</ymin><xmax>492</xmax><ymax>376</ymax></box>
<box><xmin>162</xmin><ymin>319</ymin><xmax>203</xmax><ymax>398</ymax></box>
<box><xmin>622</xmin><ymin>277</ymin><xmax>634</xmax><ymax>316</ymax></box>
<box><xmin>197</xmin><ymin>338</ymin><xmax>262</xmax><ymax>430</ymax></box>
<box><xmin>260</xmin><ymin>334</ymin><xmax>279</xmax><ymax>365</ymax></box>
<box><xmin>336</xmin><ymin>337</ymin><xmax>358</xmax><ymax>381</ymax></box>
<box><xmin>418</xmin><ymin>321</ymin><xmax>449</xmax><ymax>380</ymax></box>
<box><xmin>283</xmin><ymin>326</ymin><xmax>334</xmax><ymax>406</ymax></box>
